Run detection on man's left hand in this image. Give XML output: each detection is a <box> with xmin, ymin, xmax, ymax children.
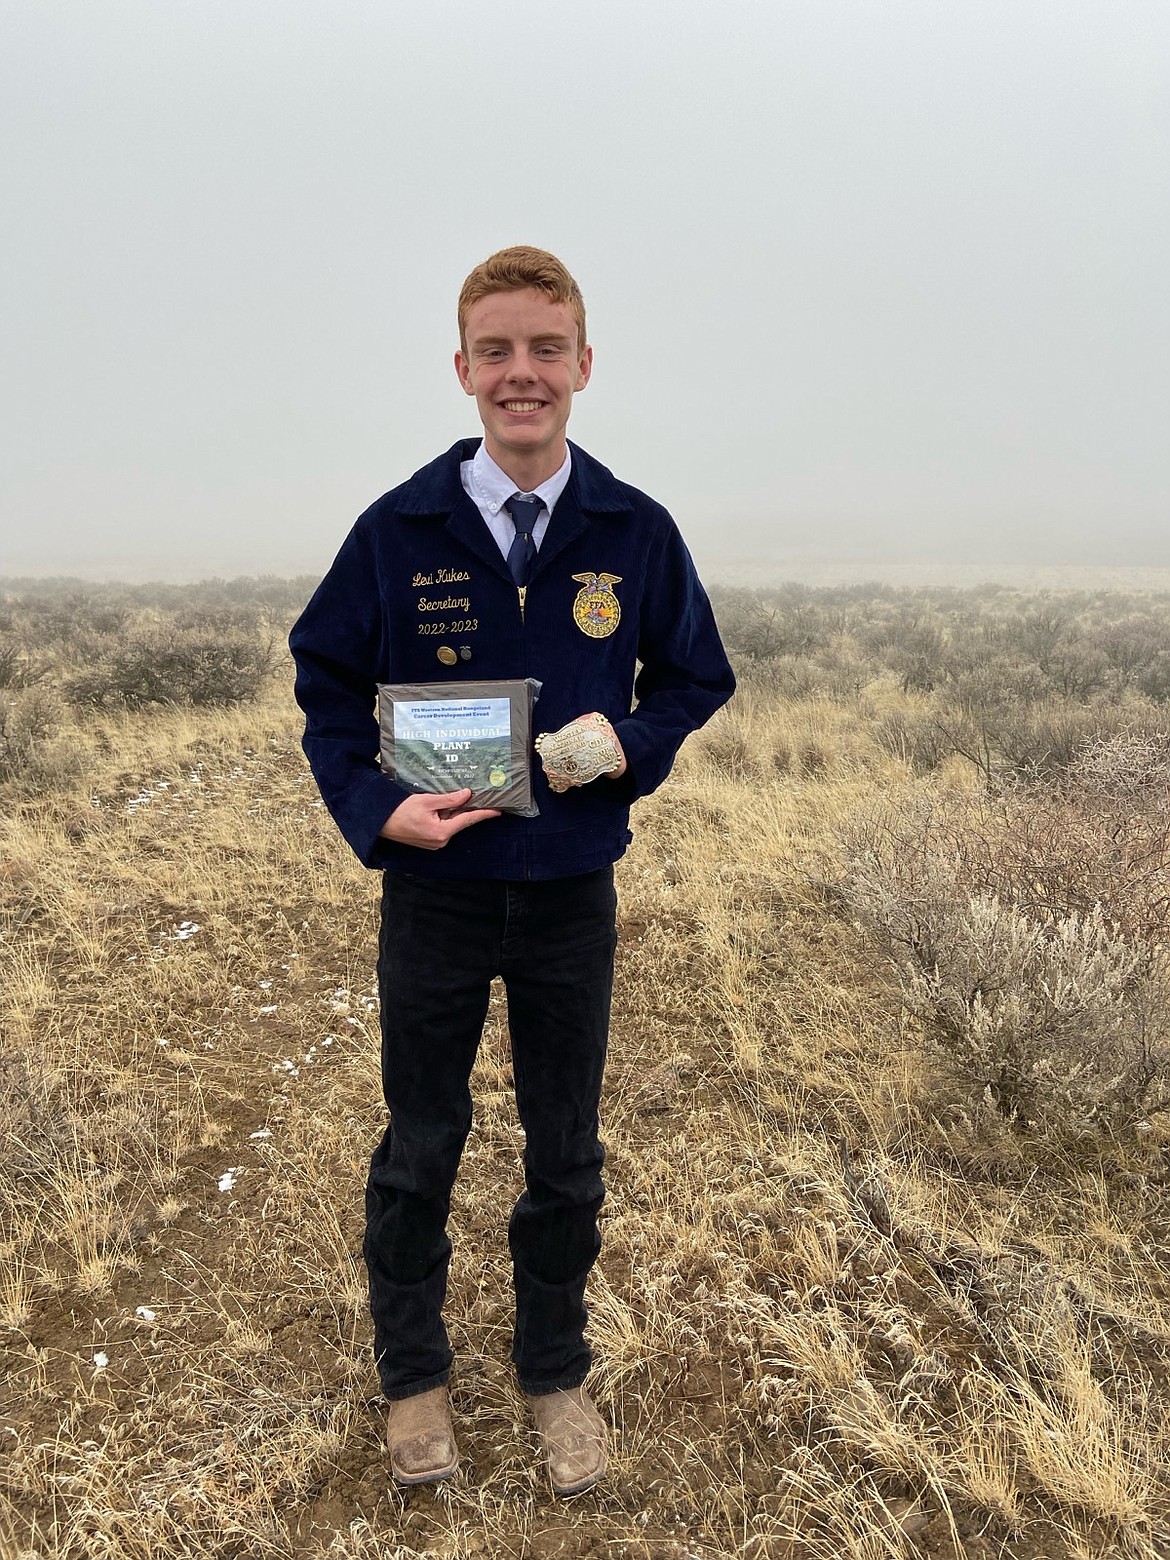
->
<box><xmin>586</xmin><ymin>714</ymin><xmax>627</xmax><ymax>780</ymax></box>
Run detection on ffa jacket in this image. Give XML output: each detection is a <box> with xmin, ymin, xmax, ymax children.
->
<box><xmin>290</xmin><ymin>439</ymin><xmax>735</xmax><ymax>880</ymax></box>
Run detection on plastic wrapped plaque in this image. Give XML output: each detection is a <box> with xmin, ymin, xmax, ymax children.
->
<box><xmin>377</xmin><ymin>679</ymin><xmax>541</xmax><ymax>817</ymax></box>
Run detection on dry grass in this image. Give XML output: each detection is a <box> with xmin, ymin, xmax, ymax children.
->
<box><xmin>3</xmin><ymin>667</ymin><xmax>1170</xmax><ymax>1559</ymax></box>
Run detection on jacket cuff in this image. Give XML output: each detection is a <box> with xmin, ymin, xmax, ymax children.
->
<box><xmin>345</xmin><ymin>771</ymin><xmax>415</xmax><ymax>868</ymax></box>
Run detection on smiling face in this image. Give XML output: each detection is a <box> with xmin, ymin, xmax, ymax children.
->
<box><xmin>454</xmin><ymin>288</ymin><xmax>592</xmax><ymax>489</ymax></box>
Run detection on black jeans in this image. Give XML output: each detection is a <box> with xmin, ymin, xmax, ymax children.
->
<box><xmin>365</xmin><ymin>866</ymin><xmax>617</xmax><ymax>1401</ymax></box>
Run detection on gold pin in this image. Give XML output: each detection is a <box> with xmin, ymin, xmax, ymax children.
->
<box><xmin>437</xmin><ymin>646</ymin><xmax>457</xmax><ymax>666</ymax></box>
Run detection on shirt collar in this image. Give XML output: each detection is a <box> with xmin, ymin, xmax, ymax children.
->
<box><xmin>467</xmin><ymin>442</ymin><xmax>572</xmax><ymax>516</ymax></box>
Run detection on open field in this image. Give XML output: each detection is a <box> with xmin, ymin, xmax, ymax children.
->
<box><xmin>706</xmin><ymin>564</ymin><xmax>1170</xmax><ymax>596</ymax></box>
<box><xmin>3</xmin><ymin>581</ymin><xmax>1170</xmax><ymax>1559</ymax></box>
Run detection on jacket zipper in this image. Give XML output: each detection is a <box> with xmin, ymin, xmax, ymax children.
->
<box><xmin>517</xmin><ymin>582</ymin><xmax>531</xmax><ymax>878</ymax></box>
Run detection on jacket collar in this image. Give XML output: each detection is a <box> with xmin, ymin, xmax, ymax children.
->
<box><xmin>394</xmin><ymin>439</ymin><xmax>633</xmax><ymax>583</ymax></box>
<box><xmin>395</xmin><ymin>439</ymin><xmax>633</xmax><ymax>518</ymax></box>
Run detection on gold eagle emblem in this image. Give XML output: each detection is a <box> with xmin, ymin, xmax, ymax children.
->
<box><xmin>570</xmin><ymin>573</ymin><xmax>622</xmax><ymax>639</ymax></box>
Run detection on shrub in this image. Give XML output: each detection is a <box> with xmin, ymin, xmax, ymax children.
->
<box><xmin>862</xmin><ymin>876</ymin><xmax>1166</xmax><ymax>1134</ymax></box>
<box><xmin>840</xmin><ymin>772</ymin><xmax>1170</xmax><ymax>1141</ymax></box>
<box><xmin>1005</xmin><ymin>606</ymin><xmax>1069</xmax><ymax>673</ymax></box>
<box><xmin>734</xmin><ymin>656</ymin><xmax>838</xmax><ymax>702</ymax></box>
<box><xmin>0</xmin><ymin>640</ymin><xmax>25</xmax><ymax>689</ymax></box>
<box><xmin>0</xmin><ymin>637</ymin><xmax>48</xmax><ymax>691</ymax></box>
<box><xmin>991</xmin><ymin>698</ymin><xmax>1156</xmax><ymax>779</ymax></box>
<box><xmin>816</xmin><ymin>637</ymin><xmax>877</xmax><ymax>700</ymax></box>
<box><xmin>711</xmin><ymin>588</ymin><xmax>836</xmax><ymax>663</ymax></box>
<box><xmin>1043</xmin><ymin>634</ymin><xmax>1111</xmax><ymax>700</ymax></box>
<box><xmin>1070</xmin><ymin>728</ymin><xmax>1170</xmax><ymax>801</ymax></box>
<box><xmin>1096</xmin><ymin>615</ymin><xmax>1170</xmax><ymax>697</ymax></box>
<box><xmin>68</xmin><ymin>624</ymin><xmax>279</xmax><ymax>708</ymax></box>
<box><xmin>0</xmin><ymin>686</ymin><xmax>65</xmax><ymax>786</ymax></box>
<box><xmin>876</xmin><ymin>615</ymin><xmax>948</xmax><ymax>692</ymax></box>
<box><xmin>984</xmin><ymin>734</ymin><xmax>1170</xmax><ymax>943</ymax></box>
<box><xmin>872</xmin><ymin>707</ymin><xmax>953</xmax><ymax>774</ymax></box>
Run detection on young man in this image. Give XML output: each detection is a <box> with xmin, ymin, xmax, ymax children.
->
<box><xmin>290</xmin><ymin>247</ymin><xmax>734</xmax><ymax>1496</ymax></box>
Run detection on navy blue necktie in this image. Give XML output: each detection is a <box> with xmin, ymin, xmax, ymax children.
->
<box><xmin>505</xmin><ymin>494</ymin><xmax>542</xmax><ymax>586</ymax></box>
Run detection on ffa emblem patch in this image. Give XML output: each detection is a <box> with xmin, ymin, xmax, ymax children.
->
<box><xmin>571</xmin><ymin>573</ymin><xmax>622</xmax><ymax>638</ymax></box>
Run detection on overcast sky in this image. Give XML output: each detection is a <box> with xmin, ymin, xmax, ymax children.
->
<box><xmin>2</xmin><ymin>0</ymin><xmax>1167</xmax><ymax>581</ymax></box>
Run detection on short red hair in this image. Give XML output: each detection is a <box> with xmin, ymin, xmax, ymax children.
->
<box><xmin>458</xmin><ymin>246</ymin><xmax>587</xmax><ymax>355</ymax></box>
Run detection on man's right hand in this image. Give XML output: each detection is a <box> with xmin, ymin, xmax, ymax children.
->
<box><xmin>378</xmin><ymin>789</ymin><xmax>501</xmax><ymax>851</ymax></box>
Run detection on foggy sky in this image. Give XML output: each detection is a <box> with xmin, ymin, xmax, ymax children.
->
<box><xmin>2</xmin><ymin>0</ymin><xmax>1168</xmax><ymax>581</ymax></box>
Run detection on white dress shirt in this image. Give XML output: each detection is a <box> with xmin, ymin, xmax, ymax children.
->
<box><xmin>459</xmin><ymin>443</ymin><xmax>572</xmax><ymax>561</ymax></box>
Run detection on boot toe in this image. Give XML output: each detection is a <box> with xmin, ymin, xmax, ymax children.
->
<box><xmin>386</xmin><ymin>1387</ymin><xmax>459</xmax><ymax>1485</ymax></box>
<box><xmin>527</xmin><ymin>1386</ymin><xmax>608</xmax><ymax>1497</ymax></box>
<box><xmin>391</xmin><ymin>1429</ymin><xmax>458</xmax><ymax>1483</ymax></box>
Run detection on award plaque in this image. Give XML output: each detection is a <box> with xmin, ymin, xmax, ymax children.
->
<box><xmin>377</xmin><ymin>678</ymin><xmax>541</xmax><ymax>817</ymax></box>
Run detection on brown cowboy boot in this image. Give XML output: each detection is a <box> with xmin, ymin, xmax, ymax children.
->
<box><xmin>385</xmin><ymin>1385</ymin><xmax>459</xmax><ymax>1485</ymax></box>
<box><xmin>526</xmin><ymin>1385</ymin><xmax>608</xmax><ymax>1496</ymax></box>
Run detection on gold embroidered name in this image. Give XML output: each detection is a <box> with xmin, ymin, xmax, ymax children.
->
<box><xmin>412</xmin><ymin>567</ymin><xmax>471</xmax><ymax>588</ymax></box>
<box><xmin>418</xmin><ymin>595</ymin><xmax>472</xmax><ymax>613</ymax></box>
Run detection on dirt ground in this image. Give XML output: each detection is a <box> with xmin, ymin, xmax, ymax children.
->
<box><xmin>3</xmin><ymin>688</ymin><xmax>1169</xmax><ymax>1559</ymax></box>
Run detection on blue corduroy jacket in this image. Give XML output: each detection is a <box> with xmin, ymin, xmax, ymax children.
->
<box><xmin>289</xmin><ymin>439</ymin><xmax>735</xmax><ymax>879</ymax></box>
